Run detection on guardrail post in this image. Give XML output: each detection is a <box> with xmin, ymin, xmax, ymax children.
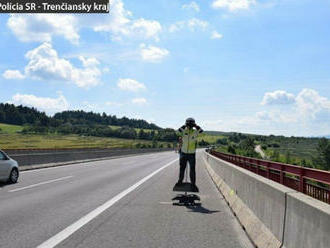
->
<box><xmin>299</xmin><ymin>168</ymin><xmax>305</xmax><ymax>193</ymax></box>
<box><xmin>256</xmin><ymin>160</ymin><xmax>259</xmax><ymax>175</ymax></box>
<box><xmin>280</xmin><ymin>164</ymin><xmax>284</xmax><ymax>184</ymax></box>
<box><xmin>266</xmin><ymin>162</ymin><xmax>270</xmax><ymax>179</ymax></box>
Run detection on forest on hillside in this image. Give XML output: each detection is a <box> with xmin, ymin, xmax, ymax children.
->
<box><xmin>0</xmin><ymin>103</ymin><xmax>160</xmax><ymax>129</ymax></box>
<box><xmin>0</xmin><ymin>103</ymin><xmax>178</xmax><ymax>142</ymax></box>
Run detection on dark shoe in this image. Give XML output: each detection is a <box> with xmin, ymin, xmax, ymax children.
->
<box><xmin>191</xmin><ymin>184</ymin><xmax>199</xmax><ymax>192</ymax></box>
<box><xmin>175</xmin><ymin>182</ymin><xmax>183</xmax><ymax>187</ymax></box>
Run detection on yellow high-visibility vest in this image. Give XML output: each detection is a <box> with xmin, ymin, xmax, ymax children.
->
<box><xmin>178</xmin><ymin>127</ymin><xmax>202</xmax><ymax>154</ymax></box>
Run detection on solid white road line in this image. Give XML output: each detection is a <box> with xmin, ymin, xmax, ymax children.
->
<box><xmin>37</xmin><ymin>158</ymin><xmax>178</xmax><ymax>248</ymax></box>
<box><xmin>8</xmin><ymin>176</ymin><xmax>74</xmax><ymax>193</ymax></box>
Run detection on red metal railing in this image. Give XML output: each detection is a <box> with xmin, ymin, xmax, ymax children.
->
<box><xmin>210</xmin><ymin>150</ymin><xmax>330</xmax><ymax>205</ymax></box>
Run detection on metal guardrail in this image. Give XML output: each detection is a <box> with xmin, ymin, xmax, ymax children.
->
<box><xmin>210</xmin><ymin>150</ymin><xmax>330</xmax><ymax>205</ymax></box>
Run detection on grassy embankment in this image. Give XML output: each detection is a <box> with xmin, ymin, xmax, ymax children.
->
<box><xmin>0</xmin><ymin>123</ymin><xmax>172</xmax><ymax>149</ymax></box>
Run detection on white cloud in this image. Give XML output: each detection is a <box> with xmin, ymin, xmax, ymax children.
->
<box><xmin>187</xmin><ymin>18</ymin><xmax>209</xmax><ymax>30</ymax></box>
<box><xmin>261</xmin><ymin>90</ymin><xmax>296</xmax><ymax>105</ymax></box>
<box><xmin>7</xmin><ymin>42</ymin><xmax>102</xmax><ymax>88</ymax></box>
<box><xmin>11</xmin><ymin>93</ymin><xmax>69</xmax><ymax>115</ymax></box>
<box><xmin>132</xmin><ymin>98</ymin><xmax>147</xmax><ymax>105</ymax></box>
<box><xmin>140</xmin><ymin>44</ymin><xmax>169</xmax><ymax>63</ymax></box>
<box><xmin>169</xmin><ymin>22</ymin><xmax>185</xmax><ymax>33</ymax></box>
<box><xmin>255</xmin><ymin>111</ymin><xmax>296</xmax><ymax>123</ymax></box>
<box><xmin>7</xmin><ymin>1</ymin><xmax>162</xmax><ymax>44</ymax></box>
<box><xmin>106</xmin><ymin>101</ymin><xmax>124</xmax><ymax>107</ymax></box>
<box><xmin>117</xmin><ymin>78</ymin><xmax>146</xmax><ymax>92</ymax></box>
<box><xmin>2</xmin><ymin>70</ymin><xmax>25</xmax><ymax>79</ymax></box>
<box><xmin>169</xmin><ymin>18</ymin><xmax>209</xmax><ymax>33</ymax></box>
<box><xmin>211</xmin><ymin>31</ymin><xmax>223</xmax><ymax>40</ymax></box>
<box><xmin>92</xmin><ymin>0</ymin><xmax>162</xmax><ymax>41</ymax></box>
<box><xmin>212</xmin><ymin>0</ymin><xmax>256</xmax><ymax>11</ymax></box>
<box><xmin>199</xmin><ymin>89</ymin><xmax>330</xmax><ymax>136</ymax></box>
<box><xmin>261</xmin><ymin>89</ymin><xmax>330</xmax><ymax>122</ymax></box>
<box><xmin>7</xmin><ymin>14</ymin><xmax>79</xmax><ymax>44</ymax></box>
<box><xmin>295</xmin><ymin>89</ymin><xmax>330</xmax><ymax>119</ymax></box>
<box><xmin>182</xmin><ymin>2</ymin><xmax>200</xmax><ymax>12</ymax></box>
<box><xmin>131</xmin><ymin>19</ymin><xmax>162</xmax><ymax>41</ymax></box>
<box><xmin>79</xmin><ymin>56</ymin><xmax>100</xmax><ymax>67</ymax></box>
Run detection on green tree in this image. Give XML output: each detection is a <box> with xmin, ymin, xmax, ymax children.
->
<box><xmin>227</xmin><ymin>145</ymin><xmax>236</xmax><ymax>154</ymax></box>
<box><xmin>285</xmin><ymin>151</ymin><xmax>291</xmax><ymax>164</ymax></box>
<box><xmin>315</xmin><ymin>138</ymin><xmax>330</xmax><ymax>170</ymax></box>
<box><xmin>271</xmin><ymin>150</ymin><xmax>280</xmax><ymax>162</ymax></box>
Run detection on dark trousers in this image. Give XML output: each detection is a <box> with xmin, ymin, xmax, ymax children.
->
<box><xmin>179</xmin><ymin>152</ymin><xmax>196</xmax><ymax>185</ymax></box>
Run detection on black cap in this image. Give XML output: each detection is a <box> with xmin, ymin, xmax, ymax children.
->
<box><xmin>185</xmin><ymin>118</ymin><xmax>195</xmax><ymax>126</ymax></box>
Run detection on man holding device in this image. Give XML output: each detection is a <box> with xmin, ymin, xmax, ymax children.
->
<box><xmin>175</xmin><ymin>118</ymin><xmax>203</xmax><ymax>192</ymax></box>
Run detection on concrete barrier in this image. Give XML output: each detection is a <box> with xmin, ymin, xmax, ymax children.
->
<box><xmin>203</xmin><ymin>151</ymin><xmax>330</xmax><ymax>248</ymax></box>
<box><xmin>5</xmin><ymin>148</ymin><xmax>173</xmax><ymax>167</ymax></box>
<box><xmin>283</xmin><ymin>192</ymin><xmax>330</xmax><ymax>248</ymax></box>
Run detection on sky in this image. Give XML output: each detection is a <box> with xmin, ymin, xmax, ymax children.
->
<box><xmin>0</xmin><ymin>0</ymin><xmax>330</xmax><ymax>137</ymax></box>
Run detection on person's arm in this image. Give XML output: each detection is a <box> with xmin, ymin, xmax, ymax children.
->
<box><xmin>194</xmin><ymin>124</ymin><xmax>203</xmax><ymax>133</ymax></box>
<box><xmin>178</xmin><ymin>125</ymin><xmax>186</xmax><ymax>133</ymax></box>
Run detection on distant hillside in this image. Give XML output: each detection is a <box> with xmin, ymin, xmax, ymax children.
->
<box><xmin>0</xmin><ymin>103</ymin><xmax>161</xmax><ymax>130</ymax></box>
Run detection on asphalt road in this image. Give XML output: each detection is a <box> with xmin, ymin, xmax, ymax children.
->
<box><xmin>0</xmin><ymin>151</ymin><xmax>253</xmax><ymax>248</ymax></box>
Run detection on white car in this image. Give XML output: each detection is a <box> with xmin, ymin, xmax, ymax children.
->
<box><xmin>0</xmin><ymin>150</ymin><xmax>19</xmax><ymax>183</ymax></box>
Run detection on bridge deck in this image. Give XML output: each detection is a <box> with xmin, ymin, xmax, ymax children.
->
<box><xmin>0</xmin><ymin>151</ymin><xmax>253</xmax><ymax>248</ymax></box>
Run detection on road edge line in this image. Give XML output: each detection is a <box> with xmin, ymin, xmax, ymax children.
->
<box><xmin>36</xmin><ymin>158</ymin><xmax>178</xmax><ymax>248</ymax></box>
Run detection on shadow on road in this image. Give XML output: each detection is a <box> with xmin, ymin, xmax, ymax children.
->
<box><xmin>0</xmin><ymin>182</ymin><xmax>14</xmax><ymax>189</ymax></box>
<box><xmin>185</xmin><ymin>205</ymin><xmax>220</xmax><ymax>214</ymax></box>
<box><xmin>0</xmin><ymin>183</ymin><xmax>8</xmax><ymax>189</ymax></box>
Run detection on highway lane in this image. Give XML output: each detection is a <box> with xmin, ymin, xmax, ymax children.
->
<box><xmin>0</xmin><ymin>151</ymin><xmax>253</xmax><ymax>248</ymax></box>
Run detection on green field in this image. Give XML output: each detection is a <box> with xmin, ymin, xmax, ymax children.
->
<box><xmin>109</xmin><ymin>125</ymin><xmax>156</xmax><ymax>133</ymax></box>
<box><xmin>198</xmin><ymin>132</ymin><xmax>225</xmax><ymax>144</ymax></box>
<box><xmin>0</xmin><ymin>123</ymin><xmax>172</xmax><ymax>149</ymax></box>
<box><xmin>263</xmin><ymin>138</ymin><xmax>319</xmax><ymax>165</ymax></box>
<box><xmin>0</xmin><ymin>123</ymin><xmax>24</xmax><ymax>134</ymax></box>
<box><xmin>0</xmin><ymin>133</ymin><xmax>173</xmax><ymax>149</ymax></box>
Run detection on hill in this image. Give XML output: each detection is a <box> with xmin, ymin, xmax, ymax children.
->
<box><xmin>0</xmin><ymin>103</ymin><xmax>160</xmax><ymax>130</ymax></box>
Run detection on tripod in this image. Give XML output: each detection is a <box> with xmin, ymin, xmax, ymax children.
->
<box><xmin>172</xmin><ymin>161</ymin><xmax>201</xmax><ymax>206</ymax></box>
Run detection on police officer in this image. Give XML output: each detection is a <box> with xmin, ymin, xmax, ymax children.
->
<box><xmin>175</xmin><ymin>118</ymin><xmax>203</xmax><ymax>192</ymax></box>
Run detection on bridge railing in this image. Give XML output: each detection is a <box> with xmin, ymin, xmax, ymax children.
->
<box><xmin>209</xmin><ymin>150</ymin><xmax>330</xmax><ymax>204</ymax></box>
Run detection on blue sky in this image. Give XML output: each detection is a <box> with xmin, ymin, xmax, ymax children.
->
<box><xmin>0</xmin><ymin>0</ymin><xmax>330</xmax><ymax>136</ymax></box>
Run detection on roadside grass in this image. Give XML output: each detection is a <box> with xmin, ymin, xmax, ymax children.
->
<box><xmin>0</xmin><ymin>133</ymin><xmax>172</xmax><ymax>149</ymax></box>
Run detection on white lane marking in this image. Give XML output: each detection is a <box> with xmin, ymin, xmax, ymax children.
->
<box><xmin>37</xmin><ymin>158</ymin><xmax>178</xmax><ymax>248</ymax></box>
<box><xmin>9</xmin><ymin>176</ymin><xmax>73</xmax><ymax>193</ymax></box>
